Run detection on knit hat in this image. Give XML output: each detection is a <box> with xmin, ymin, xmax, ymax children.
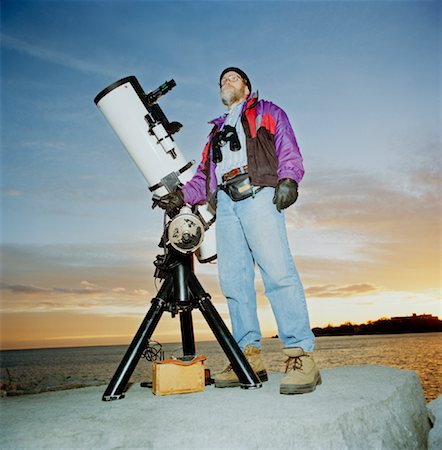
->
<box><xmin>219</xmin><ymin>67</ymin><xmax>251</xmax><ymax>92</ymax></box>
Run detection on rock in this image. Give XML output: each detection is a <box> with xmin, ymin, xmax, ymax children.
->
<box><xmin>0</xmin><ymin>365</ymin><xmax>431</xmax><ymax>449</ymax></box>
<box><xmin>428</xmin><ymin>395</ymin><xmax>442</xmax><ymax>450</ymax></box>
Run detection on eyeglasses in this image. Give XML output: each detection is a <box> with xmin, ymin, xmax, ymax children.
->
<box><xmin>220</xmin><ymin>74</ymin><xmax>243</xmax><ymax>86</ymax></box>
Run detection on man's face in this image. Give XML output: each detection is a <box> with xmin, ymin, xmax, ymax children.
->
<box><xmin>220</xmin><ymin>71</ymin><xmax>250</xmax><ymax>108</ymax></box>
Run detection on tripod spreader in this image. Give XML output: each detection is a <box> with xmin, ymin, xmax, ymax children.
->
<box><xmin>102</xmin><ymin>252</ymin><xmax>262</xmax><ymax>401</ymax></box>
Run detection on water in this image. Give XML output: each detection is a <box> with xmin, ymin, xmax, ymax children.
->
<box><xmin>1</xmin><ymin>333</ymin><xmax>440</xmax><ymax>402</ymax></box>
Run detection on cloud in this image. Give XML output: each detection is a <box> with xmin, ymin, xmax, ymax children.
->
<box><xmin>297</xmin><ymin>141</ymin><xmax>440</xmax><ymax>235</ymax></box>
<box><xmin>0</xmin><ymin>282</ymin><xmax>50</xmax><ymax>294</ymax></box>
<box><xmin>1</xmin><ymin>242</ymin><xmax>158</xmax><ymax>274</ymax></box>
<box><xmin>1</xmin><ymin>33</ymin><xmax>114</xmax><ymax>77</ymax></box>
<box><xmin>286</xmin><ymin>147</ymin><xmax>441</xmax><ymax>291</ymax></box>
<box><xmin>305</xmin><ymin>283</ymin><xmax>379</xmax><ymax>298</ymax></box>
<box><xmin>0</xmin><ymin>280</ymin><xmax>109</xmax><ymax>297</ymax></box>
<box><xmin>0</xmin><ymin>277</ymin><xmax>155</xmax><ymax>314</ymax></box>
<box><xmin>0</xmin><ymin>242</ymin><xmax>218</xmax><ymax>316</ymax></box>
<box><xmin>111</xmin><ymin>287</ymin><xmax>127</xmax><ymax>293</ymax></box>
<box><xmin>0</xmin><ymin>281</ymin><xmax>104</xmax><ymax>296</ymax></box>
<box><xmin>2</xmin><ymin>189</ymin><xmax>23</xmax><ymax>197</ymax></box>
<box><xmin>0</xmin><ymin>280</ymin><xmax>149</xmax><ymax>298</ymax></box>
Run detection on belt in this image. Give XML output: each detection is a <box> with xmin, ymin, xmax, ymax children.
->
<box><xmin>222</xmin><ymin>165</ymin><xmax>248</xmax><ymax>183</ymax></box>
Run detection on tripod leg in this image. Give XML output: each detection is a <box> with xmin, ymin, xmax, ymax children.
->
<box><xmin>180</xmin><ymin>310</ymin><xmax>196</xmax><ymax>357</ymax></box>
<box><xmin>172</xmin><ymin>256</ymin><xmax>196</xmax><ymax>357</ymax></box>
<box><xmin>188</xmin><ymin>272</ymin><xmax>262</xmax><ymax>389</ymax></box>
<box><xmin>102</xmin><ymin>276</ymin><xmax>173</xmax><ymax>401</ymax></box>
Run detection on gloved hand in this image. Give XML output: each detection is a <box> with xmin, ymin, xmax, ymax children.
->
<box><xmin>273</xmin><ymin>178</ymin><xmax>298</xmax><ymax>212</ymax></box>
<box><xmin>154</xmin><ymin>190</ymin><xmax>185</xmax><ymax>213</ymax></box>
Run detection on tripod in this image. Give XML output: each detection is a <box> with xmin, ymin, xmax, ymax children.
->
<box><xmin>102</xmin><ymin>249</ymin><xmax>262</xmax><ymax>401</ymax></box>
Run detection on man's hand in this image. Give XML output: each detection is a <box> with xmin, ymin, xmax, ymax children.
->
<box><xmin>154</xmin><ymin>190</ymin><xmax>185</xmax><ymax>213</ymax></box>
<box><xmin>273</xmin><ymin>179</ymin><xmax>298</xmax><ymax>212</ymax></box>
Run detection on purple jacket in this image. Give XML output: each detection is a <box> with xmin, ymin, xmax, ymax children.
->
<box><xmin>182</xmin><ymin>93</ymin><xmax>304</xmax><ymax>206</ymax></box>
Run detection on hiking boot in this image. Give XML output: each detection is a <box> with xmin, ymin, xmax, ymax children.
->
<box><xmin>280</xmin><ymin>347</ymin><xmax>321</xmax><ymax>395</ymax></box>
<box><xmin>214</xmin><ymin>344</ymin><xmax>268</xmax><ymax>388</ymax></box>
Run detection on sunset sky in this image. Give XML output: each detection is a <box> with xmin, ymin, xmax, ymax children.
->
<box><xmin>1</xmin><ymin>0</ymin><xmax>440</xmax><ymax>350</ymax></box>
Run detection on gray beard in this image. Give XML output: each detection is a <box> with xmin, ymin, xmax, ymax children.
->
<box><xmin>221</xmin><ymin>88</ymin><xmax>240</xmax><ymax>107</ymax></box>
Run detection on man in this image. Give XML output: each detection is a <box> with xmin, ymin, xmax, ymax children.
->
<box><xmin>158</xmin><ymin>67</ymin><xmax>321</xmax><ymax>395</ymax></box>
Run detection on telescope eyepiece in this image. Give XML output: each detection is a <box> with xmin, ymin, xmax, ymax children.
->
<box><xmin>145</xmin><ymin>79</ymin><xmax>176</xmax><ymax>106</ymax></box>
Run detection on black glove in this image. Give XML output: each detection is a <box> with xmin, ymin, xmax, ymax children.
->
<box><xmin>273</xmin><ymin>179</ymin><xmax>298</xmax><ymax>212</ymax></box>
<box><xmin>155</xmin><ymin>190</ymin><xmax>185</xmax><ymax>213</ymax></box>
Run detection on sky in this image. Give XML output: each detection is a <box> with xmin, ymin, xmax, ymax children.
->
<box><xmin>1</xmin><ymin>0</ymin><xmax>440</xmax><ymax>350</ymax></box>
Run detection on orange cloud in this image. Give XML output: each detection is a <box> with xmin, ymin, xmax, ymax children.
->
<box><xmin>286</xmin><ymin>149</ymin><xmax>440</xmax><ymax>292</ymax></box>
<box><xmin>305</xmin><ymin>283</ymin><xmax>378</xmax><ymax>298</ymax></box>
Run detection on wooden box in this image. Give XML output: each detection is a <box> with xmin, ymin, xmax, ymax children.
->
<box><xmin>152</xmin><ymin>355</ymin><xmax>206</xmax><ymax>396</ymax></box>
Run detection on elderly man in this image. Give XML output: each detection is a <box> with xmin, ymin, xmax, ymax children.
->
<box><xmin>158</xmin><ymin>67</ymin><xmax>321</xmax><ymax>394</ymax></box>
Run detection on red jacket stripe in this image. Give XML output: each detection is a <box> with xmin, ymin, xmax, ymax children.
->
<box><xmin>260</xmin><ymin>113</ymin><xmax>276</xmax><ymax>135</ymax></box>
<box><xmin>245</xmin><ymin>106</ymin><xmax>257</xmax><ymax>138</ymax></box>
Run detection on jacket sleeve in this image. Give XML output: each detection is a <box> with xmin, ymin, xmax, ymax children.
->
<box><xmin>272</xmin><ymin>105</ymin><xmax>304</xmax><ymax>184</ymax></box>
<box><xmin>181</xmin><ymin>141</ymin><xmax>210</xmax><ymax>205</ymax></box>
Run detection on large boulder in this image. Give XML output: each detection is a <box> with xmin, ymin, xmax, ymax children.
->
<box><xmin>0</xmin><ymin>365</ymin><xmax>431</xmax><ymax>449</ymax></box>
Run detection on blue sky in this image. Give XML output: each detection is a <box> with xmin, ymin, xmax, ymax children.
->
<box><xmin>1</xmin><ymin>0</ymin><xmax>440</xmax><ymax>349</ymax></box>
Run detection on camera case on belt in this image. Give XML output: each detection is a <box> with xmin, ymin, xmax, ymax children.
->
<box><xmin>220</xmin><ymin>173</ymin><xmax>263</xmax><ymax>202</ymax></box>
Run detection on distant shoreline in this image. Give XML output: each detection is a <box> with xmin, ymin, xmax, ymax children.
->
<box><xmin>311</xmin><ymin>313</ymin><xmax>442</xmax><ymax>337</ymax></box>
<box><xmin>316</xmin><ymin>329</ymin><xmax>442</xmax><ymax>337</ymax></box>
<box><xmin>271</xmin><ymin>330</ymin><xmax>442</xmax><ymax>338</ymax></box>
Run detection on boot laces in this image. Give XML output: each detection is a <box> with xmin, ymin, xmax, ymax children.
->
<box><xmin>285</xmin><ymin>356</ymin><xmax>303</xmax><ymax>373</ymax></box>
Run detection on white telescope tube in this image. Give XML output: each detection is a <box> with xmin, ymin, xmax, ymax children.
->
<box><xmin>94</xmin><ymin>76</ymin><xmax>216</xmax><ymax>263</ymax></box>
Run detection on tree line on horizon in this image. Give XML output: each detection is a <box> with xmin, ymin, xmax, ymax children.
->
<box><xmin>310</xmin><ymin>313</ymin><xmax>441</xmax><ymax>336</ymax></box>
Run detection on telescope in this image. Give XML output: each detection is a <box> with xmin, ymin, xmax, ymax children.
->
<box><xmin>94</xmin><ymin>76</ymin><xmax>262</xmax><ymax>400</ymax></box>
<box><xmin>94</xmin><ymin>76</ymin><xmax>215</xmax><ymax>261</ymax></box>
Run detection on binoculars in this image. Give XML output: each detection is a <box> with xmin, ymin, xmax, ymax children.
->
<box><xmin>212</xmin><ymin>124</ymin><xmax>241</xmax><ymax>163</ymax></box>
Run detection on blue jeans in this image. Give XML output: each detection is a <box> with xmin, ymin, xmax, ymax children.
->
<box><xmin>216</xmin><ymin>188</ymin><xmax>315</xmax><ymax>352</ymax></box>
